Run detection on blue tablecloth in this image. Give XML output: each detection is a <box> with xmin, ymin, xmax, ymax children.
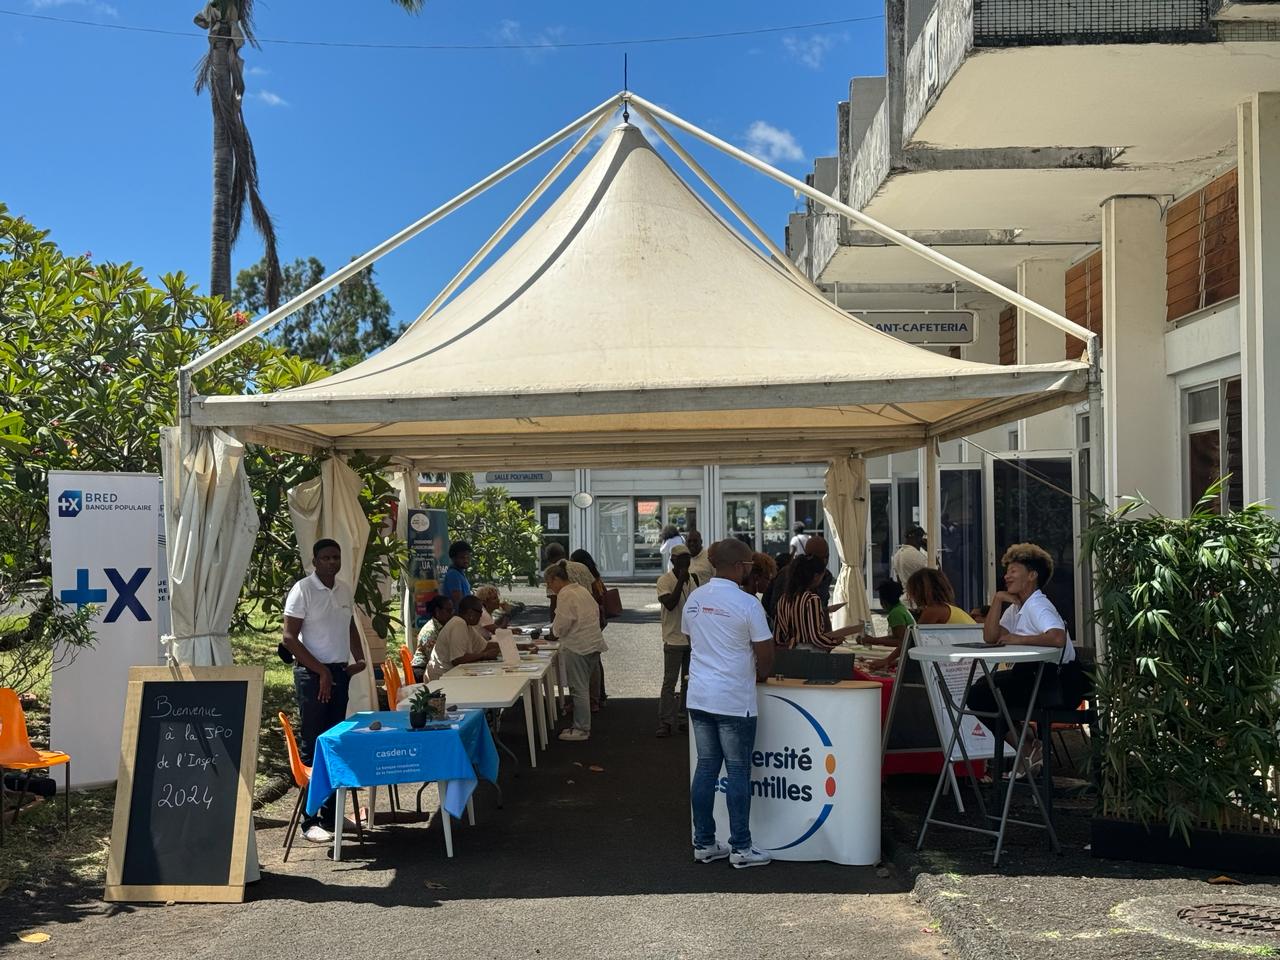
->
<box><xmin>306</xmin><ymin>709</ymin><xmax>498</xmax><ymax>818</ymax></box>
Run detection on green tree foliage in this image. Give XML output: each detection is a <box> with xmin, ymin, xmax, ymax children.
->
<box><xmin>0</xmin><ymin>205</ymin><xmax>404</xmax><ymax>655</ymax></box>
<box><xmin>424</xmin><ymin>487</ymin><xmax>541</xmax><ymax>587</ymax></box>
<box><xmin>235</xmin><ymin>256</ymin><xmax>399</xmax><ymax>370</ymax></box>
<box><xmin>1084</xmin><ymin>481</ymin><xmax>1280</xmax><ymax>841</ymax></box>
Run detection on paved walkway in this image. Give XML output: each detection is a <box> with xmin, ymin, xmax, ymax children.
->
<box><xmin>1</xmin><ymin>586</ymin><xmax>948</xmax><ymax>960</ymax></box>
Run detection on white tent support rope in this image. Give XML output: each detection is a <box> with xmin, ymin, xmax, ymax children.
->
<box><xmin>623</xmin><ymin>93</ymin><xmax>1099</xmax><ymax>364</ymax></box>
<box><xmin>413</xmin><ymin>109</ymin><xmax>616</xmax><ymax>327</ymax></box>
<box><xmin>630</xmin><ymin>103</ymin><xmax>814</xmax><ymax>289</ymax></box>
<box><xmin>182</xmin><ymin>91</ymin><xmax>626</xmax><ymax>382</ymax></box>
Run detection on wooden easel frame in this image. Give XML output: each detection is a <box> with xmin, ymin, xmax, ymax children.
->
<box><xmin>104</xmin><ymin>664</ymin><xmax>263</xmax><ymax>904</ymax></box>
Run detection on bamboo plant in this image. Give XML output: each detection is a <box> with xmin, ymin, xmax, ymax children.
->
<box><xmin>1084</xmin><ymin>480</ymin><xmax>1280</xmax><ymax>842</ymax></box>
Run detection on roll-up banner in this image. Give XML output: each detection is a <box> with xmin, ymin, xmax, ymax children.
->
<box><xmin>49</xmin><ymin>471</ymin><xmax>164</xmax><ymax>787</ymax></box>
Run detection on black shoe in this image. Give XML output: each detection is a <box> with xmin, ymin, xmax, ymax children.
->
<box><xmin>655</xmin><ymin>725</ymin><xmax>673</xmax><ymax>738</ymax></box>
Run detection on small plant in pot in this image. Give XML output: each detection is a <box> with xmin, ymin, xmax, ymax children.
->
<box><xmin>409</xmin><ymin>687</ymin><xmax>432</xmax><ymax>730</ymax></box>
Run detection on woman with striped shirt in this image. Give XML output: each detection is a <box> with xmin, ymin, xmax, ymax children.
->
<box><xmin>773</xmin><ymin>555</ymin><xmax>863</xmax><ymax>650</ymax></box>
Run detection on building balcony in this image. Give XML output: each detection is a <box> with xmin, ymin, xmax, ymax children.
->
<box><xmin>793</xmin><ymin>0</ymin><xmax>1280</xmax><ymax>302</ymax></box>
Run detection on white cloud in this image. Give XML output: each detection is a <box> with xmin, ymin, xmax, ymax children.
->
<box><xmin>494</xmin><ymin>18</ymin><xmax>567</xmax><ymax>62</ymax></box>
<box><xmin>744</xmin><ymin>120</ymin><xmax>804</xmax><ymax>165</ymax></box>
<box><xmin>29</xmin><ymin>0</ymin><xmax>118</xmax><ymax>16</ymax></box>
<box><xmin>246</xmin><ymin>65</ymin><xmax>270</xmax><ymax>76</ymax></box>
<box><xmin>782</xmin><ymin>32</ymin><xmax>845</xmax><ymax>70</ymax></box>
<box><xmin>252</xmin><ymin>90</ymin><xmax>288</xmax><ymax>107</ymax></box>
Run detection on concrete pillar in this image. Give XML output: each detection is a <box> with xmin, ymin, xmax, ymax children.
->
<box><xmin>885</xmin><ymin>0</ymin><xmax>906</xmax><ymax>160</ymax></box>
<box><xmin>1238</xmin><ymin>93</ymin><xmax>1280</xmax><ymax>506</ymax></box>
<box><xmin>700</xmin><ymin>465</ymin><xmax>722</xmax><ymax>543</ymax></box>
<box><xmin>1017</xmin><ymin>258</ymin><xmax>1075</xmax><ymax>452</ymax></box>
<box><xmin>1101</xmin><ymin>196</ymin><xmax>1178</xmax><ymax>512</ymax></box>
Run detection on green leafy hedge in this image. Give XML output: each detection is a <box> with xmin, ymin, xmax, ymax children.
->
<box><xmin>1085</xmin><ymin>482</ymin><xmax>1280</xmax><ymax>841</ymax></box>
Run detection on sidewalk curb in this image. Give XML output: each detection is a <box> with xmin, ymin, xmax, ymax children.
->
<box><xmin>911</xmin><ymin>871</ymin><xmax>1015</xmax><ymax>960</ymax></box>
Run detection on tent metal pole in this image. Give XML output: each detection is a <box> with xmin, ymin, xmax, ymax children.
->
<box><xmin>412</xmin><ymin>110</ymin><xmax>614</xmax><ymax>327</ymax></box>
<box><xmin>183</xmin><ymin>92</ymin><xmax>624</xmax><ymax>377</ymax></box>
<box><xmin>625</xmin><ymin>94</ymin><xmax>1097</xmax><ymax>358</ymax></box>
<box><xmin>631</xmin><ymin>104</ymin><xmax>814</xmax><ymax>289</ymax></box>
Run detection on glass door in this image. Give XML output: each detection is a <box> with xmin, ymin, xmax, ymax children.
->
<box><xmin>633</xmin><ymin>498</ymin><xmax>663</xmax><ymax>576</ymax></box>
<box><xmin>793</xmin><ymin>496</ymin><xmax>824</xmax><ymax>538</ymax></box>
<box><xmin>761</xmin><ymin>494</ymin><xmax>790</xmax><ymax>556</ymax></box>
<box><xmin>938</xmin><ymin>468</ymin><xmax>983</xmax><ymax>614</ymax></box>
<box><xmin>537</xmin><ymin>500</ymin><xmax>571</xmax><ymax>564</ymax></box>
<box><xmin>725</xmin><ymin>496</ymin><xmax>759</xmax><ymax>548</ymax></box>
<box><xmin>867</xmin><ymin>481</ymin><xmax>892</xmax><ymax>604</ymax></box>
<box><xmin>597</xmin><ymin>498</ymin><xmax>631</xmax><ymax>578</ymax></box>
<box><xmin>665</xmin><ymin>499</ymin><xmax>699</xmax><ymax>537</ymax></box>
<box><xmin>985</xmin><ymin>454</ymin><xmax>1078</xmax><ymax>641</ymax></box>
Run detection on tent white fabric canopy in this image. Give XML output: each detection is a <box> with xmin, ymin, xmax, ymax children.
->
<box><xmin>189</xmin><ymin>120</ymin><xmax>1089</xmax><ymax>470</ymax></box>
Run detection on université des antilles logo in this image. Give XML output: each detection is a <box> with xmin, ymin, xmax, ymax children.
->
<box><xmin>757</xmin><ymin>695</ymin><xmax>837</xmax><ymax>851</ymax></box>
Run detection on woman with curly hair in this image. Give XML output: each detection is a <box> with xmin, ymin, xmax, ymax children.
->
<box><xmin>968</xmin><ymin>542</ymin><xmax>1088</xmax><ymax>771</ymax></box>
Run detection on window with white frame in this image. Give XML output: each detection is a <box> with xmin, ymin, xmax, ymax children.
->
<box><xmin>1183</xmin><ymin>378</ymin><xmax>1243</xmax><ymax>513</ymax></box>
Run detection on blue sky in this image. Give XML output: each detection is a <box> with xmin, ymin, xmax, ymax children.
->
<box><xmin>2</xmin><ymin>1</ymin><xmax>885</xmax><ymax>326</ymax></box>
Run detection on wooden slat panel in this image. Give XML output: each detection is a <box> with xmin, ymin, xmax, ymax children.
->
<box><xmin>1166</xmin><ymin>223</ymin><xmax>1203</xmax><ymax>257</ymax></box>
<box><xmin>1166</xmin><ymin>168</ymin><xmax>1240</xmax><ymax>323</ymax></box>
<box><xmin>1166</xmin><ymin>242</ymin><xmax>1203</xmax><ymax>274</ymax></box>
<box><xmin>1167</xmin><ymin>258</ymin><xmax>1203</xmax><ymax>289</ymax></box>
<box><xmin>998</xmin><ymin>307</ymin><xmax>1016</xmax><ymax>366</ymax></box>
<box><xmin>1166</xmin><ymin>206</ymin><xmax>1202</xmax><ymax>242</ymax></box>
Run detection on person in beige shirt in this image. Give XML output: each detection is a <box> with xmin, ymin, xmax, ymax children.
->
<box><xmin>686</xmin><ymin>530</ymin><xmax>714</xmax><ymax>584</ymax></box>
<box><xmin>546</xmin><ymin>560</ymin><xmax>606</xmax><ymax>742</ymax></box>
<box><xmin>655</xmin><ymin>545</ymin><xmax>700</xmax><ymax>737</ymax></box>
<box><xmin>426</xmin><ymin>596</ymin><xmax>499</xmax><ymax>681</ymax></box>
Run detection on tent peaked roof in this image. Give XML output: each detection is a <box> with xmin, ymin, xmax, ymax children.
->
<box><xmin>195</xmin><ymin>122</ymin><xmax>1088</xmax><ymax>469</ymax></box>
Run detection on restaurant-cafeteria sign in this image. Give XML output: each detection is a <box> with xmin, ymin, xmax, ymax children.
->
<box><xmin>848</xmin><ymin>309</ymin><xmax>976</xmax><ymax>345</ymax></box>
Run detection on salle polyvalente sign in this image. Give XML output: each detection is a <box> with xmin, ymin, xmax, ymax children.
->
<box><xmin>689</xmin><ymin>684</ymin><xmax>881</xmax><ymax>865</ymax></box>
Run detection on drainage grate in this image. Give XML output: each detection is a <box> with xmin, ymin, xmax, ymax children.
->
<box><xmin>1178</xmin><ymin>904</ymin><xmax>1280</xmax><ymax>939</ymax></box>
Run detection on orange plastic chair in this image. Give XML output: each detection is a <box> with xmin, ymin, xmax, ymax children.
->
<box><xmin>383</xmin><ymin>657</ymin><xmax>401</xmax><ymax>710</ymax></box>
<box><xmin>398</xmin><ymin>645</ymin><xmax>416</xmax><ymax>689</ymax></box>
<box><xmin>0</xmin><ymin>688</ymin><xmax>71</xmax><ymax>845</ymax></box>
<box><xmin>279</xmin><ymin>711</ymin><xmax>362</xmax><ymax>861</ymax></box>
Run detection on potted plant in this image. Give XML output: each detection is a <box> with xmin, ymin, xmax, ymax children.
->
<box><xmin>1084</xmin><ymin>481</ymin><xmax>1280</xmax><ymax>870</ymax></box>
<box><xmin>408</xmin><ymin>687</ymin><xmax>431</xmax><ymax>730</ymax></box>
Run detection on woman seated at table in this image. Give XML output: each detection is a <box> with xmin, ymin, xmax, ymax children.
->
<box><xmin>426</xmin><ymin>596</ymin><xmax>500</xmax><ymax>682</ymax></box>
<box><xmin>967</xmin><ymin>542</ymin><xmax>1087</xmax><ymax>772</ymax></box>
<box><xmin>474</xmin><ymin>585</ymin><xmax>510</xmax><ymax>637</ymax></box>
<box><xmin>905</xmin><ymin>568</ymin><xmax>976</xmax><ymax>625</ymax></box>
<box><xmin>859</xmin><ymin>580</ymin><xmax>916</xmax><ymax>672</ymax></box>
<box><xmin>774</xmin><ymin>554</ymin><xmax>863</xmax><ymax>650</ymax></box>
<box><xmin>411</xmin><ymin>594</ymin><xmax>454</xmax><ymax>681</ymax></box>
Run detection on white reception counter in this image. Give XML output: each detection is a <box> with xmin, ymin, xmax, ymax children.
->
<box><xmin>687</xmin><ymin>678</ymin><xmax>882</xmax><ymax>866</ymax></box>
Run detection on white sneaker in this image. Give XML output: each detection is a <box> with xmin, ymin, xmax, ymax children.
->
<box><xmin>730</xmin><ymin>846</ymin><xmax>772</xmax><ymax>869</ymax></box>
<box><xmin>693</xmin><ymin>842</ymin><xmax>731</xmax><ymax>863</ymax></box>
<box><xmin>558</xmin><ymin>728</ymin><xmax>589</xmax><ymax>741</ymax></box>
<box><xmin>302</xmin><ymin>824</ymin><xmax>333</xmax><ymax>844</ymax></box>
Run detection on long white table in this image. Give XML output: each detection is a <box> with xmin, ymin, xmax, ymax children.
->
<box><xmin>444</xmin><ymin>656</ymin><xmax>555</xmax><ymax>751</ymax></box>
<box><xmin>420</xmin><ymin>673</ymin><xmax>539</xmax><ymax>768</ymax></box>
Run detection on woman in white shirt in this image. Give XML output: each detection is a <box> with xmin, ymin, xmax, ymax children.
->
<box><xmin>968</xmin><ymin>542</ymin><xmax>1089</xmax><ymax>770</ymax></box>
<box><xmin>546</xmin><ymin>561</ymin><xmax>606</xmax><ymax>742</ymax></box>
<box><xmin>659</xmin><ymin>524</ymin><xmax>686</xmax><ymax>572</ymax></box>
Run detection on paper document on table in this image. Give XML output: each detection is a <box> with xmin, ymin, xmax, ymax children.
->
<box><xmin>914</xmin><ymin>625</ymin><xmax>996</xmax><ymax>762</ymax></box>
<box><xmin>496</xmin><ymin>629</ymin><xmax>521</xmax><ymax>664</ymax></box>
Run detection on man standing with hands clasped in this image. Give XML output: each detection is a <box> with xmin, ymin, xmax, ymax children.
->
<box><xmin>684</xmin><ymin>537</ymin><xmax>775</xmax><ymax>868</ymax></box>
<box><xmin>281</xmin><ymin>538</ymin><xmax>367</xmax><ymax>844</ymax></box>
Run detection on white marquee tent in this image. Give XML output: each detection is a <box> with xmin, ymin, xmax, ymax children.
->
<box><xmin>167</xmin><ymin>92</ymin><xmax>1097</xmax><ymax>660</ymax></box>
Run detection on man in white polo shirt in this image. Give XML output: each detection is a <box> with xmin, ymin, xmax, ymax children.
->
<box><xmin>281</xmin><ymin>538</ymin><xmax>367</xmax><ymax>844</ymax></box>
<box><xmin>682</xmin><ymin>537</ymin><xmax>775</xmax><ymax>869</ymax></box>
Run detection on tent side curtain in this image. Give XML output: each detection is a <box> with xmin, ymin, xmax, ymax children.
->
<box><xmin>824</xmin><ymin>458</ymin><xmax>871</xmax><ymax>631</ymax></box>
<box><xmin>165</xmin><ymin>426</ymin><xmax>259</xmax><ymax>666</ymax></box>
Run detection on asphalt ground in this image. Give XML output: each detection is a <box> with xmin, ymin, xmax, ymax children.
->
<box><xmin>0</xmin><ymin>585</ymin><xmax>948</xmax><ymax>960</ymax></box>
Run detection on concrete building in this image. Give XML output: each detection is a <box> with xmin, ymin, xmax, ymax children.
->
<box><xmin>783</xmin><ymin>0</ymin><xmax>1280</xmax><ymax>634</ymax></box>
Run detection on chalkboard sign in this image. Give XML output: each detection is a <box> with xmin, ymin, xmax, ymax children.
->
<box><xmin>105</xmin><ymin>665</ymin><xmax>263</xmax><ymax>903</ymax></box>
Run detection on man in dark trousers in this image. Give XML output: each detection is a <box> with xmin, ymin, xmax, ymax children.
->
<box><xmin>281</xmin><ymin>538</ymin><xmax>367</xmax><ymax>843</ymax></box>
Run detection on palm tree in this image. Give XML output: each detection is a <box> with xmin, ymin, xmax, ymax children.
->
<box><xmin>193</xmin><ymin>1</ymin><xmax>424</xmax><ymax>310</ymax></box>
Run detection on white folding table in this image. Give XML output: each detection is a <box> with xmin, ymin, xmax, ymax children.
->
<box><xmin>427</xmin><ymin>674</ymin><xmax>539</xmax><ymax>768</ymax></box>
<box><xmin>909</xmin><ymin>644</ymin><xmax>1062</xmax><ymax>866</ymax></box>
<box><xmin>444</xmin><ymin>658</ymin><xmax>555</xmax><ymax>750</ymax></box>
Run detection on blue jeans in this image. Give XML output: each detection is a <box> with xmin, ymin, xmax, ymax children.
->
<box><xmin>689</xmin><ymin>708</ymin><xmax>757</xmax><ymax>852</ymax></box>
